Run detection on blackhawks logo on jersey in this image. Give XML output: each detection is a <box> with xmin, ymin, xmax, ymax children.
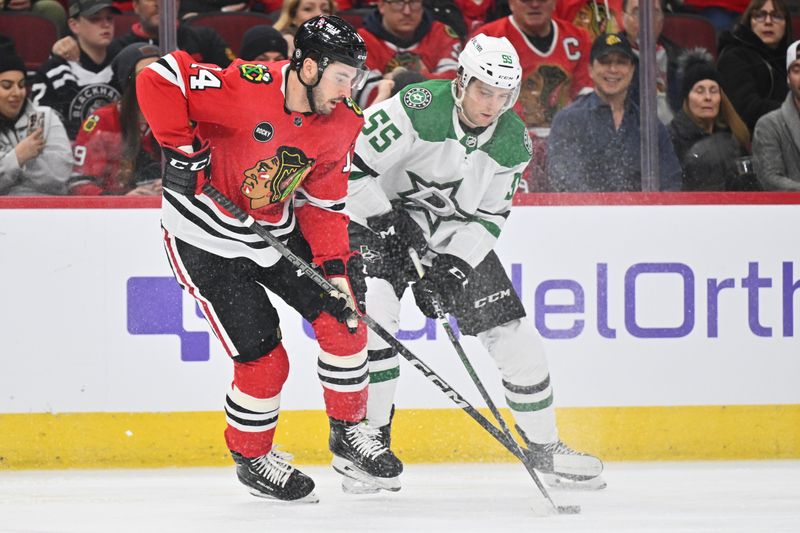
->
<box><xmin>239</xmin><ymin>63</ymin><xmax>273</xmax><ymax>84</ymax></box>
<box><xmin>343</xmin><ymin>97</ymin><xmax>363</xmax><ymax>116</ymax></box>
<box><xmin>241</xmin><ymin>146</ymin><xmax>315</xmax><ymax>209</ymax></box>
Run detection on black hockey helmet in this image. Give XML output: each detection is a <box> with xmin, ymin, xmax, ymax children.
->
<box><xmin>291</xmin><ymin>15</ymin><xmax>368</xmax><ymax>86</ymax></box>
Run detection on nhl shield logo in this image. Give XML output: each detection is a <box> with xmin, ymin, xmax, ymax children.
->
<box><xmin>403</xmin><ymin>87</ymin><xmax>432</xmax><ymax>109</ymax></box>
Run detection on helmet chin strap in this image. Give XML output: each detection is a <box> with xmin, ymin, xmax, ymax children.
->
<box><xmin>297</xmin><ymin>60</ymin><xmax>325</xmax><ymax>114</ymax></box>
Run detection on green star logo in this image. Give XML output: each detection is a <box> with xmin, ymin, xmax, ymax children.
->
<box><xmin>397</xmin><ymin>171</ymin><xmax>467</xmax><ymax>233</ymax></box>
<box><xmin>403</xmin><ymin>87</ymin><xmax>432</xmax><ymax>109</ymax></box>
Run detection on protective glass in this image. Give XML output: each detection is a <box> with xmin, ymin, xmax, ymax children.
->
<box><xmin>321</xmin><ymin>62</ymin><xmax>369</xmax><ymax>91</ymax></box>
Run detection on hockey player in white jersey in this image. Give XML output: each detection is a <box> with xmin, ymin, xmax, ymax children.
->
<box><xmin>346</xmin><ymin>34</ymin><xmax>604</xmax><ymax>492</ymax></box>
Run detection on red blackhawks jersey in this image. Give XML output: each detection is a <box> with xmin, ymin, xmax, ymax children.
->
<box><xmin>70</xmin><ymin>102</ymin><xmax>158</xmax><ymax>195</ymax></box>
<box><xmin>475</xmin><ymin>16</ymin><xmax>593</xmax><ymax>136</ymax></box>
<box><xmin>136</xmin><ymin>51</ymin><xmax>364</xmax><ymax>267</ymax></box>
<box><xmin>356</xmin><ymin>22</ymin><xmax>461</xmax><ymax>107</ymax></box>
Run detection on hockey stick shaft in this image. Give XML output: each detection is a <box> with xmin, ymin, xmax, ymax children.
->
<box><xmin>408</xmin><ymin>249</ymin><xmax>560</xmax><ymax>508</ymax></box>
<box><xmin>201</xmin><ymin>184</ymin><xmax>570</xmax><ymax>513</ymax></box>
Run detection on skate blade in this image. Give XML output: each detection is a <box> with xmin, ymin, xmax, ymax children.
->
<box><xmin>332</xmin><ymin>455</ymin><xmax>401</xmax><ymax>492</ymax></box>
<box><xmin>341</xmin><ymin>476</ymin><xmax>380</xmax><ymax>495</ymax></box>
<box><xmin>529</xmin><ymin>499</ymin><xmax>581</xmax><ymax>516</ymax></box>
<box><xmin>543</xmin><ymin>473</ymin><xmax>607</xmax><ymax>491</ymax></box>
<box><xmin>247</xmin><ymin>487</ymin><xmax>320</xmax><ymax>504</ymax></box>
<box><xmin>552</xmin><ymin>455</ymin><xmax>604</xmax><ymax>479</ymax></box>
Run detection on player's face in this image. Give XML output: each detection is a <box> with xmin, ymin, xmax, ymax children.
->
<box><xmin>589</xmin><ymin>52</ymin><xmax>634</xmax><ymax>100</ymax></box>
<box><xmin>69</xmin><ymin>8</ymin><xmax>115</xmax><ymax>49</ymax></box>
<box><xmin>458</xmin><ymin>79</ymin><xmax>514</xmax><ymax>128</ymax></box>
<box><xmin>379</xmin><ymin>0</ymin><xmax>424</xmax><ymax>40</ymax></box>
<box><xmin>686</xmin><ymin>79</ymin><xmax>720</xmax><ymax>122</ymax></box>
<box><xmin>788</xmin><ymin>62</ymin><xmax>800</xmax><ymax>105</ymax></box>
<box><xmin>622</xmin><ymin>0</ymin><xmax>664</xmax><ymax>45</ymax></box>
<box><xmin>292</xmin><ymin>0</ymin><xmax>331</xmax><ymax>27</ymax></box>
<box><xmin>0</xmin><ymin>71</ymin><xmax>26</xmax><ymax>120</ymax></box>
<box><xmin>509</xmin><ymin>0</ymin><xmax>555</xmax><ymax>35</ymax></box>
<box><xmin>312</xmin><ymin>62</ymin><xmax>361</xmax><ymax>115</ymax></box>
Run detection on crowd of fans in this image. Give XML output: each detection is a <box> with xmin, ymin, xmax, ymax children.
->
<box><xmin>0</xmin><ymin>0</ymin><xmax>799</xmax><ymax>196</ymax></box>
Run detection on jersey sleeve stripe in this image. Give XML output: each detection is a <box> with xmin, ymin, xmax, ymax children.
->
<box><xmin>151</xmin><ymin>55</ymin><xmax>186</xmax><ymax>97</ymax></box>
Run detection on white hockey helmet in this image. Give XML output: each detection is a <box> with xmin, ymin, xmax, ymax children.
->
<box><xmin>453</xmin><ymin>34</ymin><xmax>522</xmax><ymax>116</ymax></box>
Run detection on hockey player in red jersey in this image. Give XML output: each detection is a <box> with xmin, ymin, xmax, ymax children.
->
<box><xmin>136</xmin><ymin>15</ymin><xmax>402</xmax><ymax>503</ymax></box>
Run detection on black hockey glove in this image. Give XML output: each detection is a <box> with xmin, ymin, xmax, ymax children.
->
<box><xmin>162</xmin><ymin>142</ymin><xmax>211</xmax><ymax>195</ymax></box>
<box><xmin>412</xmin><ymin>254</ymin><xmax>473</xmax><ymax>318</ymax></box>
<box><xmin>320</xmin><ymin>254</ymin><xmax>366</xmax><ymax>333</ymax></box>
<box><xmin>366</xmin><ymin>206</ymin><xmax>428</xmax><ymax>276</ymax></box>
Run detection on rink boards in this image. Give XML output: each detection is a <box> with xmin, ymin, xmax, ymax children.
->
<box><xmin>1</xmin><ymin>193</ymin><xmax>799</xmax><ymax>469</ymax></box>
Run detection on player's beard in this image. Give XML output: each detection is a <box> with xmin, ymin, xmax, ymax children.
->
<box><xmin>312</xmin><ymin>86</ymin><xmax>343</xmax><ymax>116</ymax></box>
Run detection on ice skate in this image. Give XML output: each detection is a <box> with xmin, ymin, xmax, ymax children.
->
<box><xmin>231</xmin><ymin>448</ymin><xmax>318</xmax><ymax>503</ymax></box>
<box><xmin>516</xmin><ymin>424</ymin><xmax>604</xmax><ymax>488</ymax></box>
<box><xmin>330</xmin><ymin>417</ymin><xmax>403</xmax><ymax>492</ymax></box>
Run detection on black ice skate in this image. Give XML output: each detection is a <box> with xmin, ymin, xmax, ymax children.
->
<box><xmin>341</xmin><ymin>414</ymin><xmax>395</xmax><ymax>494</ymax></box>
<box><xmin>231</xmin><ymin>448</ymin><xmax>318</xmax><ymax>503</ymax></box>
<box><xmin>330</xmin><ymin>417</ymin><xmax>403</xmax><ymax>492</ymax></box>
<box><xmin>516</xmin><ymin>424</ymin><xmax>605</xmax><ymax>488</ymax></box>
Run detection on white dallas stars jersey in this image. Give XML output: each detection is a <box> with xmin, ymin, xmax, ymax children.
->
<box><xmin>348</xmin><ymin>79</ymin><xmax>531</xmax><ymax>268</ymax></box>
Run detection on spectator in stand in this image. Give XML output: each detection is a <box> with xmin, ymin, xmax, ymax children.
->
<box><xmin>474</xmin><ymin>0</ymin><xmax>593</xmax><ymax>191</ymax></box>
<box><xmin>0</xmin><ymin>51</ymin><xmax>72</xmax><ymax>195</ymax></box>
<box><xmin>239</xmin><ymin>25</ymin><xmax>289</xmax><ymax>61</ymax></box>
<box><xmin>355</xmin><ymin>0</ymin><xmax>462</xmax><ymax>106</ymax></box>
<box><xmin>0</xmin><ymin>0</ymin><xmax>68</xmax><ymax>36</ymax></box>
<box><xmin>369</xmin><ymin>65</ymin><xmax>426</xmax><ymax>103</ymax></box>
<box><xmin>69</xmin><ymin>43</ymin><xmax>161</xmax><ymax>195</ymax></box>
<box><xmin>273</xmin><ymin>0</ymin><xmax>334</xmax><ymax>55</ymax></box>
<box><xmin>716</xmin><ymin>0</ymin><xmax>793</xmax><ymax>133</ymax></box>
<box><xmin>31</xmin><ymin>0</ymin><xmax>121</xmax><ymax>141</ymax></box>
<box><xmin>753</xmin><ymin>39</ymin><xmax>800</xmax><ymax>190</ymax></box>
<box><xmin>679</xmin><ymin>0</ymin><xmax>749</xmax><ymax>34</ymax></box>
<box><xmin>548</xmin><ymin>33</ymin><xmax>681</xmax><ymax>191</ymax></box>
<box><xmin>556</xmin><ymin>0</ymin><xmax>623</xmax><ymax>41</ymax></box>
<box><xmin>51</xmin><ymin>0</ymin><xmax>234</xmax><ymax>70</ymax></box>
<box><xmin>669</xmin><ymin>49</ymin><xmax>757</xmax><ymax>190</ymax></box>
<box><xmin>621</xmin><ymin>0</ymin><xmax>682</xmax><ymax>123</ymax></box>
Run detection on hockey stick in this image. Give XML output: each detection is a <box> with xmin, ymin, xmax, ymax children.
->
<box><xmin>408</xmin><ymin>249</ymin><xmax>580</xmax><ymax>515</ymax></box>
<box><xmin>200</xmin><ymin>183</ymin><xmax>577</xmax><ymax>515</ymax></box>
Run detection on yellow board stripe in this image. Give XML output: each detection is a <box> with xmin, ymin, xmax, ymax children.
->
<box><xmin>1</xmin><ymin>405</ymin><xmax>798</xmax><ymax>470</ymax></box>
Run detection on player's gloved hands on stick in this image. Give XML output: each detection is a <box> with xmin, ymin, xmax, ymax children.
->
<box><xmin>412</xmin><ymin>253</ymin><xmax>472</xmax><ymax>318</ymax></box>
<box><xmin>162</xmin><ymin>141</ymin><xmax>212</xmax><ymax>195</ymax></box>
<box><xmin>320</xmin><ymin>254</ymin><xmax>367</xmax><ymax>333</ymax></box>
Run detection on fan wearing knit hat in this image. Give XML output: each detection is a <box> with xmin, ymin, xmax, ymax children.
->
<box><xmin>0</xmin><ymin>50</ymin><xmax>72</xmax><ymax>196</ymax></box>
<box><xmin>239</xmin><ymin>25</ymin><xmax>289</xmax><ymax>62</ymax></box>
<box><xmin>667</xmin><ymin>49</ymin><xmax>758</xmax><ymax>191</ymax></box>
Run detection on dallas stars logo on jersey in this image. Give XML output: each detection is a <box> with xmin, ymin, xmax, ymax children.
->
<box><xmin>397</xmin><ymin>171</ymin><xmax>466</xmax><ymax>232</ymax></box>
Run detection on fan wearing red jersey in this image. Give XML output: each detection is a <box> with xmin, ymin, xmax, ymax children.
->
<box><xmin>136</xmin><ymin>15</ymin><xmax>402</xmax><ymax>503</ymax></box>
<box><xmin>356</xmin><ymin>0</ymin><xmax>462</xmax><ymax>107</ymax></box>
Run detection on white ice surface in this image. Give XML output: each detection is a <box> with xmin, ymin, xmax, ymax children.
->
<box><xmin>1</xmin><ymin>461</ymin><xmax>798</xmax><ymax>533</ymax></box>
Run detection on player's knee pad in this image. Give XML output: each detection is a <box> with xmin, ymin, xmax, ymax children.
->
<box><xmin>232</xmin><ymin>327</ymin><xmax>282</xmax><ymax>363</ymax></box>
<box><xmin>479</xmin><ymin>318</ymin><xmax>550</xmax><ymax>384</ymax></box>
<box><xmin>232</xmin><ymin>343</ymin><xmax>289</xmax><ymax>399</ymax></box>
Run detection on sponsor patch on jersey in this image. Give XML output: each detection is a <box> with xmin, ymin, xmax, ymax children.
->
<box><xmin>253</xmin><ymin>122</ymin><xmax>274</xmax><ymax>142</ymax></box>
<box><xmin>403</xmin><ymin>87</ymin><xmax>432</xmax><ymax>110</ymax></box>
<box><xmin>523</xmin><ymin>130</ymin><xmax>533</xmax><ymax>156</ymax></box>
<box><xmin>343</xmin><ymin>97</ymin><xmax>363</xmax><ymax>116</ymax></box>
<box><xmin>82</xmin><ymin>113</ymin><xmax>99</xmax><ymax>133</ymax></box>
<box><xmin>239</xmin><ymin>63</ymin><xmax>272</xmax><ymax>84</ymax></box>
<box><xmin>240</xmin><ymin>146</ymin><xmax>316</xmax><ymax>209</ymax></box>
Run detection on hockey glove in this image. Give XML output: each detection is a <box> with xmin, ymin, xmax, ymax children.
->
<box><xmin>320</xmin><ymin>254</ymin><xmax>366</xmax><ymax>333</ymax></box>
<box><xmin>412</xmin><ymin>253</ymin><xmax>473</xmax><ymax>318</ymax></box>
<box><xmin>367</xmin><ymin>207</ymin><xmax>427</xmax><ymax>256</ymax></box>
<box><xmin>162</xmin><ymin>141</ymin><xmax>211</xmax><ymax>195</ymax></box>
